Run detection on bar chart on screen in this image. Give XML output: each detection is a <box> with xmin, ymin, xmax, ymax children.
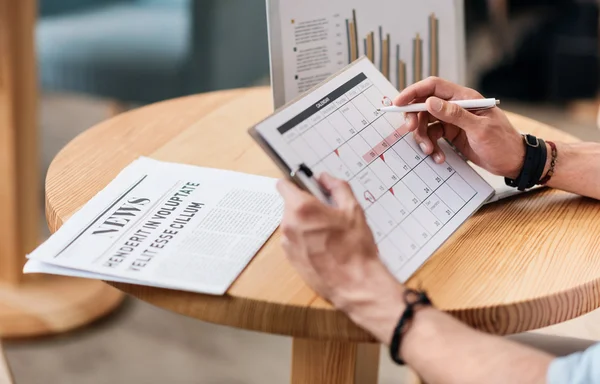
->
<box><xmin>274</xmin><ymin>0</ymin><xmax>465</xmax><ymax>103</ymax></box>
<box><xmin>347</xmin><ymin>10</ymin><xmax>438</xmax><ymax>87</ymax></box>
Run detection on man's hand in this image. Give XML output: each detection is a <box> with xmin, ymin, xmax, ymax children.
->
<box><xmin>395</xmin><ymin>77</ymin><xmax>525</xmax><ymax>179</ymax></box>
<box><xmin>276</xmin><ymin>175</ymin><xmax>557</xmax><ymax>384</ymax></box>
<box><xmin>276</xmin><ymin>173</ymin><xmax>405</xmax><ymax>343</ymax></box>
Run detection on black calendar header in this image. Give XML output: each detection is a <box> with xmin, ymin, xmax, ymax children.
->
<box><xmin>277</xmin><ymin>72</ymin><xmax>367</xmax><ymax>135</ymax></box>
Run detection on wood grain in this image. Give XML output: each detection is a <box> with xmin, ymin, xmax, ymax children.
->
<box><xmin>0</xmin><ymin>0</ymin><xmax>21</xmax><ymax>284</ymax></box>
<box><xmin>12</xmin><ymin>0</ymin><xmax>39</xmax><ymax>266</ymax></box>
<box><xmin>0</xmin><ymin>277</ymin><xmax>123</xmax><ymax>338</ymax></box>
<box><xmin>0</xmin><ymin>341</ymin><xmax>13</xmax><ymax>384</ymax></box>
<box><xmin>0</xmin><ymin>0</ymin><xmax>124</xmax><ymax>338</ymax></box>
<box><xmin>0</xmin><ymin>0</ymin><xmax>38</xmax><ymax>284</ymax></box>
<box><xmin>291</xmin><ymin>339</ymin><xmax>379</xmax><ymax>384</ymax></box>
<box><xmin>44</xmin><ymin>87</ymin><xmax>600</xmax><ymax>341</ymax></box>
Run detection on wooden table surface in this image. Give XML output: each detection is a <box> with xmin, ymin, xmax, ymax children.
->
<box><xmin>45</xmin><ymin>86</ymin><xmax>600</xmax><ymax>383</ymax></box>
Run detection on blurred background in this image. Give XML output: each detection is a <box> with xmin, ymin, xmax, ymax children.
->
<box><xmin>2</xmin><ymin>0</ymin><xmax>600</xmax><ymax>383</ymax></box>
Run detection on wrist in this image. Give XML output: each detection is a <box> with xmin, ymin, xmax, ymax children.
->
<box><xmin>544</xmin><ymin>141</ymin><xmax>569</xmax><ymax>188</ymax></box>
<box><xmin>506</xmin><ymin>135</ymin><xmax>557</xmax><ymax>186</ymax></box>
<box><xmin>506</xmin><ymin>137</ymin><xmax>526</xmax><ymax>180</ymax></box>
<box><xmin>540</xmin><ymin>141</ymin><xmax>552</xmax><ymax>181</ymax></box>
<box><xmin>342</xmin><ymin>276</ymin><xmax>406</xmax><ymax>344</ymax></box>
<box><xmin>399</xmin><ymin>306</ymin><xmax>446</xmax><ymax>364</ymax></box>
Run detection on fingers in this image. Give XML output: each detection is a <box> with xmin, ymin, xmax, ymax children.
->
<box><xmin>412</xmin><ymin>114</ymin><xmax>446</xmax><ymax>163</ymax></box>
<box><xmin>406</xmin><ymin>105</ymin><xmax>437</xmax><ymax>133</ymax></box>
<box><xmin>393</xmin><ymin>77</ymin><xmax>482</xmax><ymax>106</ymax></box>
<box><xmin>278</xmin><ymin>179</ymin><xmax>325</xmax><ymax>241</ymax></box>
<box><xmin>414</xmin><ymin>111</ymin><xmax>433</xmax><ymax>155</ymax></box>
<box><xmin>276</xmin><ymin>179</ymin><xmax>311</xmax><ymax>203</ymax></box>
<box><xmin>277</xmin><ymin>179</ymin><xmax>323</xmax><ymax>223</ymax></box>
<box><xmin>428</xmin><ymin>122</ymin><xmax>446</xmax><ymax>164</ymax></box>
<box><xmin>278</xmin><ymin>174</ymin><xmax>359</xmax><ymax>219</ymax></box>
<box><xmin>425</xmin><ymin>97</ymin><xmax>482</xmax><ymax>132</ymax></box>
<box><xmin>319</xmin><ymin>173</ymin><xmax>358</xmax><ymax>209</ymax></box>
<box><xmin>404</xmin><ymin>112</ymin><xmax>418</xmax><ymax>132</ymax></box>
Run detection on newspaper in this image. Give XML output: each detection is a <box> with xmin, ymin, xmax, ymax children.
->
<box><xmin>25</xmin><ymin>157</ymin><xmax>284</xmax><ymax>295</ymax></box>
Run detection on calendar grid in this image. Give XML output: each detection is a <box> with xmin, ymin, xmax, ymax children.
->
<box><xmin>284</xmin><ymin>82</ymin><xmax>379</xmax><ymax>148</ymax></box>
<box><xmin>375</xmin><ymin>181</ymin><xmax>477</xmax><ymax>273</ymax></box>
<box><xmin>285</xmin><ymin>77</ymin><xmax>464</xmax><ymax>193</ymax></box>
<box><xmin>277</xmin><ymin>72</ymin><xmax>483</xmax><ymax>280</ymax></box>
<box><xmin>285</xmin><ymin>81</ymin><xmax>402</xmax><ymax>154</ymax></box>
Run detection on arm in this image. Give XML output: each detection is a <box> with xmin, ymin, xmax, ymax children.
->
<box><xmin>347</xmin><ymin>288</ymin><xmax>554</xmax><ymax>384</ymax></box>
<box><xmin>544</xmin><ymin>142</ymin><xmax>600</xmax><ymax>200</ymax></box>
<box><xmin>276</xmin><ymin>78</ymin><xmax>600</xmax><ymax>383</ymax></box>
<box><xmin>393</xmin><ymin>77</ymin><xmax>600</xmax><ymax>201</ymax></box>
<box><xmin>276</xmin><ymin>175</ymin><xmax>555</xmax><ymax>384</ymax></box>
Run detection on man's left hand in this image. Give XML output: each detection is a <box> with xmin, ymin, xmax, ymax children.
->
<box><xmin>276</xmin><ymin>173</ymin><xmax>405</xmax><ymax>343</ymax></box>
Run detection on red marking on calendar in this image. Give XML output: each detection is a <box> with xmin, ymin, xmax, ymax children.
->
<box><xmin>362</xmin><ymin>150</ymin><xmax>378</xmax><ymax>163</ymax></box>
<box><xmin>363</xmin><ymin>141</ymin><xmax>388</xmax><ymax>163</ymax></box>
<box><xmin>389</xmin><ymin>187</ymin><xmax>395</xmax><ymax>196</ymax></box>
<box><xmin>374</xmin><ymin>141</ymin><xmax>388</xmax><ymax>154</ymax></box>
<box><xmin>364</xmin><ymin>190</ymin><xmax>376</xmax><ymax>203</ymax></box>
<box><xmin>334</xmin><ymin>149</ymin><xmax>339</xmax><ymax>156</ymax></box>
<box><xmin>384</xmin><ymin>133</ymin><xmax>400</xmax><ymax>146</ymax></box>
<box><xmin>380</xmin><ymin>154</ymin><xmax>385</xmax><ymax>162</ymax></box>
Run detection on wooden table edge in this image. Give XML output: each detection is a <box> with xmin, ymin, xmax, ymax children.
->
<box><xmin>107</xmin><ymin>281</ymin><xmax>379</xmax><ymax>342</ymax></box>
<box><xmin>42</xmin><ymin>91</ymin><xmax>599</xmax><ymax>340</ymax></box>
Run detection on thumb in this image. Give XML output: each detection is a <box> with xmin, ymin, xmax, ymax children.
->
<box><xmin>276</xmin><ymin>178</ymin><xmax>310</xmax><ymax>202</ymax></box>
<box><xmin>318</xmin><ymin>173</ymin><xmax>357</xmax><ymax>209</ymax></box>
<box><xmin>426</xmin><ymin>97</ymin><xmax>482</xmax><ymax>130</ymax></box>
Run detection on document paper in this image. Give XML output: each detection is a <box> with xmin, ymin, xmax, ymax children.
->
<box><xmin>268</xmin><ymin>0</ymin><xmax>465</xmax><ymax>107</ymax></box>
<box><xmin>254</xmin><ymin>58</ymin><xmax>493</xmax><ymax>282</ymax></box>
<box><xmin>24</xmin><ymin>157</ymin><xmax>283</xmax><ymax>295</ymax></box>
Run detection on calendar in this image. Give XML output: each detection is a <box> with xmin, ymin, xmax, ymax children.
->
<box><xmin>250</xmin><ymin>57</ymin><xmax>493</xmax><ymax>282</ymax></box>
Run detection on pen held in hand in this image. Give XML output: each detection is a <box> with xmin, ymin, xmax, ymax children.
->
<box><xmin>377</xmin><ymin>98</ymin><xmax>500</xmax><ymax>113</ymax></box>
<box><xmin>290</xmin><ymin>163</ymin><xmax>334</xmax><ymax>206</ymax></box>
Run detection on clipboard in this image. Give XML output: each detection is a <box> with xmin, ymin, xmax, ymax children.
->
<box><xmin>248</xmin><ymin>58</ymin><xmax>371</xmax><ymax>203</ymax></box>
<box><xmin>247</xmin><ymin>55</ymin><xmax>495</xmax><ymax>283</ymax></box>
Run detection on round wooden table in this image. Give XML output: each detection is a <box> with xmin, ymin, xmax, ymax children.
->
<box><xmin>46</xmin><ymin>87</ymin><xmax>600</xmax><ymax>384</ymax></box>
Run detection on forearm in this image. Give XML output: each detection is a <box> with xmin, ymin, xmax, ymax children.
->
<box><xmin>347</xmin><ymin>288</ymin><xmax>554</xmax><ymax>384</ymax></box>
<box><xmin>401</xmin><ymin>308</ymin><xmax>553</xmax><ymax>384</ymax></box>
<box><xmin>544</xmin><ymin>142</ymin><xmax>600</xmax><ymax>200</ymax></box>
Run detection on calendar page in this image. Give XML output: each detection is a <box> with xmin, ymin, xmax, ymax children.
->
<box><xmin>251</xmin><ymin>57</ymin><xmax>493</xmax><ymax>282</ymax></box>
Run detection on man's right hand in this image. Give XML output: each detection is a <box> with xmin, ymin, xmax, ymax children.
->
<box><xmin>394</xmin><ymin>77</ymin><xmax>525</xmax><ymax>179</ymax></box>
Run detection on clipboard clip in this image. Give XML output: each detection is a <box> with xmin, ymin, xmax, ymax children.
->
<box><xmin>290</xmin><ymin>163</ymin><xmax>333</xmax><ymax>205</ymax></box>
<box><xmin>289</xmin><ymin>163</ymin><xmax>314</xmax><ymax>178</ymax></box>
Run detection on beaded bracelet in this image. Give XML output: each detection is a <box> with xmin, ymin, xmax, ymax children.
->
<box><xmin>539</xmin><ymin>141</ymin><xmax>558</xmax><ymax>185</ymax></box>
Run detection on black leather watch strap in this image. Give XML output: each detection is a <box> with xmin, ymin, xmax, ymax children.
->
<box><xmin>505</xmin><ymin>134</ymin><xmax>548</xmax><ymax>191</ymax></box>
<box><xmin>517</xmin><ymin>134</ymin><xmax>539</xmax><ymax>191</ymax></box>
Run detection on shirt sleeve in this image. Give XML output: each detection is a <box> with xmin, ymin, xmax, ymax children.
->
<box><xmin>548</xmin><ymin>343</ymin><xmax>600</xmax><ymax>384</ymax></box>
